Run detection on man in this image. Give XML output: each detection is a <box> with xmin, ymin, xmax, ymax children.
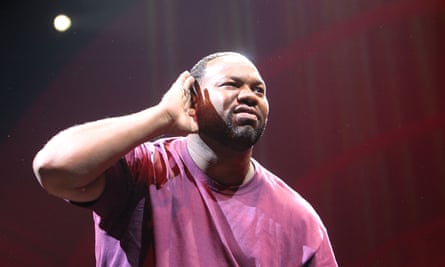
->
<box><xmin>33</xmin><ymin>52</ymin><xmax>337</xmax><ymax>266</ymax></box>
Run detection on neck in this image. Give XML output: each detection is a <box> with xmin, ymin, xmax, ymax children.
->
<box><xmin>186</xmin><ymin>133</ymin><xmax>255</xmax><ymax>186</ymax></box>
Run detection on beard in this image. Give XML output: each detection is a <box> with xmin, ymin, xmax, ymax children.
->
<box><xmin>197</xmin><ymin>107</ymin><xmax>267</xmax><ymax>151</ymax></box>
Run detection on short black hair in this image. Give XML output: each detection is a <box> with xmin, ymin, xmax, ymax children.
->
<box><xmin>190</xmin><ymin>52</ymin><xmax>247</xmax><ymax>82</ymax></box>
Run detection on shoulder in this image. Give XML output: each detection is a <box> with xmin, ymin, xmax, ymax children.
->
<box><xmin>124</xmin><ymin>136</ymin><xmax>189</xmax><ymax>184</ymax></box>
<box><xmin>253</xmin><ymin>159</ymin><xmax>325</xmax><ymax>227</ymax></box>
<box><xmin>149</xmin><ymin>136</ymin><xmax>187</xmax><ymax>155</ymax></box>
<box><xmin>125</xmin><ymin>137</ymin><xmax>187</xmax><ymax>163</ymax></box>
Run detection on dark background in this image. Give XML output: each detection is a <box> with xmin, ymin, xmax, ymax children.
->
<box><xmin>2</xmin><ymin>0</ymin><xmax>445</xmax><ymax>266</ymax></box>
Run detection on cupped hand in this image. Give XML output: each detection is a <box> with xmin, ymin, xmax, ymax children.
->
<box><xmin>158</xmin><ymin>71</ymin><xmax>199</xmax><ymax>135</ymax></box>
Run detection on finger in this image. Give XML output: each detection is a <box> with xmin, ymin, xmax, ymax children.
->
<box><xmin>178</xmin><ymin>70</ymin><xmax>191</xmax><ymax>81</ymax></box>
<box><xmin>182</xmin><ymin>75</ymin><xmax>195</xmax><ymax>94</ymax></box>
<box><xmin>174</xmin><ymin>71</ymin><xmax>191</xmax><ymax>92</ymax></box>
<box><xmin>180</xmin><ymin>76</ymin><xmax>196</xmax><ymax>107</ymax></box>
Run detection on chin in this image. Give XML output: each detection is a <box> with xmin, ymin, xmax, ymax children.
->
<box><xmin>227</xmin><ymin>126</ymin><xmax>263</xmax><ymax>150</ymax></box>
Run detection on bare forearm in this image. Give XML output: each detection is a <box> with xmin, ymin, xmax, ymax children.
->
<box><xmin>33</xmin><ymin>105</ymin><xmax>170</xmax><ymax>199</ymax></box>
<box><xmin>33</xmin><ymin>71</ymin><xmax>197</xmax><ymax>201</ymax></box>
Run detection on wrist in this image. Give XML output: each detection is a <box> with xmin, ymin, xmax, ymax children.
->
<box><xmin>143</xmin><ymin>104</ymin><xmax>174</xmax><ymax>135</ymax></box>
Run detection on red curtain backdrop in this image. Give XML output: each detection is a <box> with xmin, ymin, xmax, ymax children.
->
<box><xmin>2</xmin><ymin>0</ymin><xmax>444</xmax><ymax>266</ymax></box>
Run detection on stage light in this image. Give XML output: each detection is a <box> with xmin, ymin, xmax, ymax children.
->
<box><xmin>53</xmin><ymin>14</ymin><xmax>72</xmax><ymax>32</ymax></box>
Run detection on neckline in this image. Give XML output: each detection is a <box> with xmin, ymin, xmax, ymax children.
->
<box><xmin>179</xmin><ymin>137</ymin><xmax>261</xmax><ymax>195</ymax></box>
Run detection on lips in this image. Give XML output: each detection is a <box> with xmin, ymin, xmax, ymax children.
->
<box><xmin>234</xmin><ymin>105</ymin><xmax>259</xmax><ymax>116</ymax></box>
<box><xmin>233</xmin><ymin>105</ymin><xmax>260</xmax><ymax>123</ymax></box>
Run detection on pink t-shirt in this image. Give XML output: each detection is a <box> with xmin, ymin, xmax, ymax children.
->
<box><xmin>88</xmin><ymin>137</ymin><xmax>337</xmax><ymax>267</ymax></box>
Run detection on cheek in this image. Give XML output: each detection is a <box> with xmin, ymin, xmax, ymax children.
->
<box><xmin>210</xmin><ymin>91</ymin><xmax>234</xmax><ymax>112</ymax></box>
<box><xmin>260</xmin><ymin>100</ymin><xmax>270</xmax><ymax>118</ymax></box>
<box><xmin>198</xmin><ymin>91</ymin><xmax>227</xmax><ymax>118</ymax></box>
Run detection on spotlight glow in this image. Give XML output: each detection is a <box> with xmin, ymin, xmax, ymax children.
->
<box><xmin>53</xmin><ymin>14</ymin><xmax>72</xmax><ymax>32</ymax></box>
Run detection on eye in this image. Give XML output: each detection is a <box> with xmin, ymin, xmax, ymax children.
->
<box><xmin>221</xmin><ymin>81</ymin><xmax>240</xmax><ymax>88</ymax></box>
<box><xmin>253</xmin><ymin>86</ymin><xmax>265</xmax><ymax>95</ymax></box>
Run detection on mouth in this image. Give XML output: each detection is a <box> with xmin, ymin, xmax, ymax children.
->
<box><xmin>233</xmin><ymin>105</ymin><xmax>260</xmax><ymax>125</ymax></box>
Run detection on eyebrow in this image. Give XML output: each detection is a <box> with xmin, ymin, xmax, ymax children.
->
<box><xmin>225</xmin><ymin>76</ymin><xmax>266</xmax><ymax>87</ymax></box>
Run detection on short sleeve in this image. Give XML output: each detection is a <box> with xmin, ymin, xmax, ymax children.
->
<box><xmin>308</xmin><ymin>227</ymin><xmax>338</xmax><ymax>267</ymax></box>
<box><xmin>87</xmin><ymin>157</ymin><xmax>146</xmax><ymax>238</ymax></box>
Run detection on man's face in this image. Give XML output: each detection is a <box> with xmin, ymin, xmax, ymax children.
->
<box><xmin>195</xmin><ymin>55</ymin><xmax>269</xmax><ymax>151</ymax></box>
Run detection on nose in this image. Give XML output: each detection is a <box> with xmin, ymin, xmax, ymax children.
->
<box><xmin>237</xmin><ymin>86</ymin><xmax>258</xmax><ymax>106</ymax></box>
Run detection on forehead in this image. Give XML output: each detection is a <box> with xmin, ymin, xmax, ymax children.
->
<box><xmin>203</xmin><ymin>55</ymin><xmax>264</xmax><ymax>83</ymax></box>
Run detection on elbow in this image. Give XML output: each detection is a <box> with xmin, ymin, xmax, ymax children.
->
<box><xmin>32</xmin><ymin>151</ymin><xmax>53</xmax><ymax>190</ymax></box>
<box><xmin>32</xmin><ymin>150</ymin><xmax>103</xmax><ymax>201</ymax></box>
<box><xmin>32</xmin><ymin>150</ymin><xmax>66</xmax><ymax>195</ymax></box>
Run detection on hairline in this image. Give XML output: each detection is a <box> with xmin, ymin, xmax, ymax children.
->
<box><xmin>190</xmin><ymin>52</ymin><xmax>253</xmax><ymax>82</ymax></box>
